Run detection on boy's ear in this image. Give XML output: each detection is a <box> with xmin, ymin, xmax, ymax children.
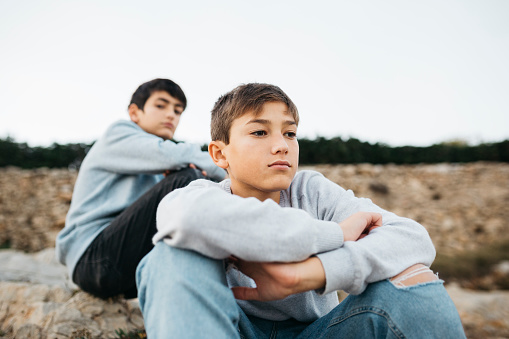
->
<box><xmin>128</xmin><ymin>103</ymin><xmax>142</xmax><ymax>123</ymax></box>
<box><xmin>208</xmin><ymin>141</ymin><xmax>229</xmax><ymax>169</ymax></box>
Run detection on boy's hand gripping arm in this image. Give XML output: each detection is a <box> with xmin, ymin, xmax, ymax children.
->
<box><xmin>231</xmin><ymin>212</ymin><xmax>382</xmax><ymax>301</ymax></box>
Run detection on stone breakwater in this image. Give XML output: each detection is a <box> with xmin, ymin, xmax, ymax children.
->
<box><xmin>2</xmin><ymin>162</ymin><xmax>509</xmax><ymax>254</ymax></box>
<box><xmin>0</xmin><ymin>163</ymin><xmax>509</xmax><ymax>338</ymax></box>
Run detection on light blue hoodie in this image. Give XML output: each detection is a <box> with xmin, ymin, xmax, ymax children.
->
<box><xmin>56</xmin><ymin>120</ymin><xmax>226</xmax><ymax>277</ymax></box>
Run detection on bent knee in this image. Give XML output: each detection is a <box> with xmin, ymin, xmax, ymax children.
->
<box><xmin>390</xmin><ymin>264</ymin><xmax>438</xmax><ymax>287</ymax></box>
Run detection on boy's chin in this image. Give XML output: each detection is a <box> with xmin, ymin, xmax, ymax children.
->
<box><xmin>266</xmin><ymin>179</ymin><xmax>293</xmax><ymax>192</ymax></box>
<box><xmin>157</xmin><ymin>133</ymin><xmax>173</xmax><ymax>140</ymax></box>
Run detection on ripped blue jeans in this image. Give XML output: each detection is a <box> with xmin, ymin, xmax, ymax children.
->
<box><xmin>136</xmin><ymin>242</ymin><xmax>466</xmax><ymax>338</ymax></box>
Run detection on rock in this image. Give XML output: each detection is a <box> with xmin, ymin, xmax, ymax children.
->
<box><xmin>0</xmin><ymin>167</ymin><xmax>77</xmax><ymax>252</ymax></box>
<box><xmin>447</xmin><ymin>283</ymin><xmax>509</xmax><ymax>338</ymax></box>
<box><xmin>0</xmin><ymin>248</ymin><xmax>76</xmax><ymax>291</ymax></box>
<box><xmin>0</xmin><ymin>249</ymin><xmax>144</xmax><ymax>338</ymax></box>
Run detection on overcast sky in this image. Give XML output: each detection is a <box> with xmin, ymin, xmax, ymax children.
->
<box><xmin>1</xmin><ymin>0</ymin><xmax>508</xmax><ymax>147</ymax></box>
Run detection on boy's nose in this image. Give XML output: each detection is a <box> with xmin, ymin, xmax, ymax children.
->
<box><xmin>271</xmin><ymin>135</ymin><xmax>289</xmax><ymax>154</ymax></box>
<box><xmin>166</xmin><ymin>108</ymin><xmax>177</xmax><ymax>119</ymax></box>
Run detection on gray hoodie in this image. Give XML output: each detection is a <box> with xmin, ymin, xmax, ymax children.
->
<box><xmin>153</xmin><ymin>170</ymin><xmax>435</xmax><ymax>322</ymax></box>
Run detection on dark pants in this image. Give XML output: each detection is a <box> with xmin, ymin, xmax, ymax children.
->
<box><xmin>73</xmin><ymin>168</ymin><xmax>204</xmax><ymax>299</ymax></box>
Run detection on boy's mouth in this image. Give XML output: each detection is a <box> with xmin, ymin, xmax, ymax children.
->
<box><xmin>163</xmin><ymin>122</ymin><xmax>175</xmax><ymax>130</ymax></box>
<box><xmin>268</xmin><ymin>160</ymin><xmax>291</xmax><ymax>168</ymax></box>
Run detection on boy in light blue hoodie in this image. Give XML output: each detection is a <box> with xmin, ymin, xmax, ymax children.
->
<box><xmin>56</xmin><ymin>78</ymin><xmax>226</xmax><ymax>299</ymax></box>
<box><xmin>137</xmin><ymin>83</ymin><xmax>466</xmax><ymax>338</ymax></box>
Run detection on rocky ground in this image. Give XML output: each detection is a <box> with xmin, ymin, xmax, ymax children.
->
<box><xmin>1</xmin><ymin>163</ymin><xmax>508</xmax><ymax>338</ymax></box>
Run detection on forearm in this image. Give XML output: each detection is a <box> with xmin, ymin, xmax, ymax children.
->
<box><xmin>154</xmin><ymin>182</ymin><xmax>344</xmax><ymax>261</ymax></box>
<box><xmin>294</xmin><ymin>256</ymin><xmax>326</xmax><ymax>293</ymax></box>
<box><xmin>231</xmin><ymin>256</ymin><xmax>326</xmax><ymax>301</ymax></box>
<box><xmin>95</xmin><ymin>121</ymin><xmax>225</xmax><ymax>178</ymax></box>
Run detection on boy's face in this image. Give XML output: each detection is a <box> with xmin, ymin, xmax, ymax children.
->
<box><xmin>216</xmin><ymin>102</ymin><xmax>299</xmax><ymax>202</ymax></box>
<box><xmin>128</xmin><ymin>91</ymin><xmax>184</xmax><ymax>140</ymax></box>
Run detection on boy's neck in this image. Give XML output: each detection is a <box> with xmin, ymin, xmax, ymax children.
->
<box><xmin>230</xmin><ymin>185</ymin><xmax>282</xmax><ymax>204</ymax></box>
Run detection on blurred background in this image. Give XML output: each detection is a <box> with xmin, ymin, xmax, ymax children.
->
<box><xmin>1</xmin><ymin>1</ymin><xmax>509</xmax><ymax>337</ymax></box>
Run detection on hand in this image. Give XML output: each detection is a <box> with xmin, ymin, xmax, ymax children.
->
<box><xmin>339</xmin><ymin>212</ymin><xmax>382</xmax><ymax>242</ymax></box>
<box><xmin>189</xmin><ymin>163</ymin><xmax>207</xmax><ymax>177</ymax></box>
<box><xmin>230</xmin><ymin>256</ymin><xmax>325</xmax><ymax>301</ymax></box>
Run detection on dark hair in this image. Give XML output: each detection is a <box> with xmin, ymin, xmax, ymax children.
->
<box><xmin>211</xmin><ymin>83</ymin><xmax>299</xmax><ymax>144</ymax></box>
<box><xmin>129</xmin><ymin>78</ymin><xmax>187</xmax><ymax>110</ymax></box>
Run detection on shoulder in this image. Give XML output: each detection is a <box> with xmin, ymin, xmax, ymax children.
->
<box><xmin>291</xmin><ymin>170</ymin><xmax>328</xmax><ymax>188</ymax></box>
<box><xmin>288</xmin><ymin>169</ymin><xmax>348</xmax><ymax>200</ymax></box>
<box><xmin>104</xmin><ymin>120</ymin><xmax>142</xmax><ymax>135</ymax></box>
<box><xmin>185</xmin><ymin>178</ymin><xmax>230</xmax><ymax>193</ymax></box>
<box><xmin>100</xmin><ymin>120</ymin><xmax>163</xmax><ymax>146</ymax></box>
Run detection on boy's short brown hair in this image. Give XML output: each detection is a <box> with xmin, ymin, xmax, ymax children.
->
<box><xmin>211</xmin><ymin>83</ymin><xmax>299</xmax><ymax>144</ymax></box>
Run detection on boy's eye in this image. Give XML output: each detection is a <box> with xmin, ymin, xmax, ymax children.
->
<box><xmin>285</xmin><ymin>131</ymin><xmax>297</xmax><ymax>139</ymax></box>
<box><xmin>175</xmin><ymin>110</ymin><xmax>183</xmax><ymax>115</ymax></box>
<box><xmin>251</xmin><ymin>130</ymin><xmax>267</xmax><ymax>137</ymax></box>
<box><xmin>156</xmin><ymin>105</ymin><xmax>165</xmax><ymax>109</ymax></box>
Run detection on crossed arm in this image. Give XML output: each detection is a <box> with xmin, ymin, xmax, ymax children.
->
<box><xmin>230</xmin><ymin>211</ymin><xmax>380</xmax><ymax>301</ymax></box>
<box><xmin>155</xmin><ymin>172</ymin><xmax>436</xmax><ymax>298</ymax></box>
<box><xmin>231</xmin><ymin>212</ymin><xmax>437</xmax><ymax>302</ymax></box>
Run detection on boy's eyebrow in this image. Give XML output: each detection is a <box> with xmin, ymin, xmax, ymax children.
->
<box><xmin>155</xmin><ymin>98</ymin><xmax>170</xmax><ymax>104</ymax></box>
<box><xmin>246</xmin><ymin>119</ymin><xmax>296</xmax><ymax>126</ymax></box>
<box><xmin>155</xmin><ymin>97</ymin><xmax>184</xmax><ymax>107</ymax></box>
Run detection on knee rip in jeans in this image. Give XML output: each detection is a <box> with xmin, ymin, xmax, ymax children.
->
<box><xmin>389</xmin><ymin>264</ymin><xmax>439</xmax><ymax>288</ymax></box>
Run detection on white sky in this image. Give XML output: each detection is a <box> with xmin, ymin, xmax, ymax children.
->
<box><xmin>1</xmin><ymin>0</ymin><xmax>508</xmax><ymax>147</ymax></box>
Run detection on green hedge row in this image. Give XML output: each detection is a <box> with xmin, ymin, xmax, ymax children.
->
<box><xmin>1</xmin><ymin>136</ymin><xmax>508</xmax><ymax>169</ymax></box>
<box><xmin>298</xmin><ymin>137</ymin><xmax>509</xmax><ymax>164</ymax></box>
<box><xmin>0</xmin><ymin>137</ymin><xmax>91</xmax><ymax>169</ymax></box>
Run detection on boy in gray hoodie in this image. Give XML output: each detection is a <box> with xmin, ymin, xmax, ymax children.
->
<box><xmin>56</xmin><ymin>78</ymin><xmax>226</xmax><ymax>299</ymax></box>
<box><xmin>136</xmin><ymin>83</ymin><xmax>465</xmax><ymax>338</ymax></box>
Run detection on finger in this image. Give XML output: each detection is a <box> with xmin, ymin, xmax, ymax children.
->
<box><xmin>189</xmin><ymin>163</ymin><xmax>197</xmax><ymax>169</ymax></box>
<box><xmin>368</xmin><ymin>225</ymin><xmax>382</xmax><ymax>232</ymax></box>
<box><xmin>359</xmin><ymin>224</ymin><xmax>382</xmax><ymax>239</ymax></box>
<box><xmin>367</xmin><ymin>212</ymin><xmax>383</xmax><ymax>227</ymax></box>
<box><xmin>231</xmin><ymin>287</ymin><xmax>260</xmax><ymax>301</ymax></box>
<box><xmin>202</xmin><ymin>170</ymin><xmax>207</xmax><ymax>176</ymax></box>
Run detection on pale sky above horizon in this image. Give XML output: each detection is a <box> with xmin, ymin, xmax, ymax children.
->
<box><xmin>1</xmin><ymin>0</ymin><xmax>508</xmax><ymax>147</ymax></box>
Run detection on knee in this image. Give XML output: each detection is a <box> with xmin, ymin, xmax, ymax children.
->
<box><xmin>343</xmin><ymin>281</ymin><xmax>465</xmax><ymax>338</ymax></box>
<box><xmin>170</xmin><ymin>167</ymin><xmax>204</xmax><ymax>181</ymax></box>
<box><xmin>390</xmin><ymin>264</ymin><xmax>438</xmax><ymax>287</ymax></box>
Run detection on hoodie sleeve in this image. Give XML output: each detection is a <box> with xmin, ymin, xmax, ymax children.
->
<box><xmin>153</xmin><ymin>180</ymin><xmax>344</xmax><ymax>262</ymax></box>
<box><xmin>296</xmin><ymin>171</ymin><xmax>436</xmax><ymax>295</ymax></box>
<box><xmin>90</xmin><ymin>120</ymin><xmax>226</xmax><ymax>181</ymax></box>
